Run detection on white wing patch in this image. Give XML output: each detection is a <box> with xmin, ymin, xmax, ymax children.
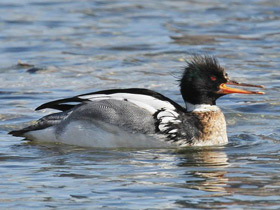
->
<box><xmin>168</xmin><ymin>129</ymin><xmax>178</xmax><ymax>133</ymax></box>
<box><xmin>156</xmin><ymin>109</ymin><xmax>181</xmax><ymax>133</ymax></box>
<box><xmin>79</xmin><ymin>93</ymin><xmax>176</xmax><ymax>114</ymax></box>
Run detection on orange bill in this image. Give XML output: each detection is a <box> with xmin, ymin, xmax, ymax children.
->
<box><xmin>218</xmin><ymin>80</ymin><xmax>265</xmax><ymax>95</ymax></box>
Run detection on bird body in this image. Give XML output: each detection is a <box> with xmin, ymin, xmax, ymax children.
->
<box><xmin>9</xmin><ymin>56</ymin><xmax>264</xmax><ymax>148</ymax></box>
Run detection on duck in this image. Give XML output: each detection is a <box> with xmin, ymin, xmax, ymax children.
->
<box><xmin>9</xmin><ymin>55</ymin><xmax>264</xmax><ymax>148</ymax></box>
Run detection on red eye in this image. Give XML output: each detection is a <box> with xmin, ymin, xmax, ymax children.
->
<box><xmin>211</xmin><ymin>76</ymin><xmax>217</xmax><ymax>81</ymax></box>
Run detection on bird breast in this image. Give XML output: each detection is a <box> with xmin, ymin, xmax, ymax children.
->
<box><xmin>193</xmin><ymin>108</ymin><xmax>228</xmax><ymax>146</ymax></box>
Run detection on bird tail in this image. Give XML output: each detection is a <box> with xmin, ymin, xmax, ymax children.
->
<box><xmin>9</xmin><ymin>124</ymin><xmax>41</xmax><ymax>137</ymax></box>
<box><xmin>9</xmin><ymin>111</ymin><xmax>70</xmax><ymax>137</ymax></box>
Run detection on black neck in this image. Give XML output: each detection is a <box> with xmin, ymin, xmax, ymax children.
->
<box><xmin>180</xmin><ymin>87</ymin><xmax>219</xmax><ymax>105</ymax></box>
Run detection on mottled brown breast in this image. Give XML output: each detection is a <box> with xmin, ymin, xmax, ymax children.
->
<box><xmin>192</xmin><ymin>109</ymin><xmax>227</xmax><ymax>146</ymax></box>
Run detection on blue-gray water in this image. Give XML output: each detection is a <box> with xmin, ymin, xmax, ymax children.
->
<box><xmin>1</xmin><ymin>0</ymin><xmax>280</xmax><ymax>209</ymax></box>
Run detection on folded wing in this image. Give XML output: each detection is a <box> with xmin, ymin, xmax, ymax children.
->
<box><xmin>35</xmin><ymin>88</ymin><xmax>185</xmax><ymax>114</ymax></box>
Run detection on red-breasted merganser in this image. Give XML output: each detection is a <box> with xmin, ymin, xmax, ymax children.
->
<box><xmin>9</xmin><ymin>55</ymin><xmax>264</xmax><ymax>148</ymax></box>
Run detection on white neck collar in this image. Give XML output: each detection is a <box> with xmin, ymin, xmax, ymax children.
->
<box><xmin>185</xmin><ymin>102</ymin><xmax>220</xmax><ymax>112</ymax></box>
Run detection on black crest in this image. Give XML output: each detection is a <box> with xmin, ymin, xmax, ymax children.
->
<box><xmin>181</xmin><ymin>55</ymin><xmax>225</xmax><ymax>83</ymax></box>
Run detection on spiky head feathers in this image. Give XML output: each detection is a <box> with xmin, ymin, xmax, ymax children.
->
<box><xmin>180</xmin><ymin>55</ymin><xmax>228</xmax><ymax>105</ymax></box>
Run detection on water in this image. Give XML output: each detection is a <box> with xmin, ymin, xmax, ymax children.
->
<box><xmin>1</xmin><ymin>0</ymin><xmax>280</xmax><ymax>209</ymax></box>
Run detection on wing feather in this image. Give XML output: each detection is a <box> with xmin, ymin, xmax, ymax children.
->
<box><xmin>35</xmin><ymin>88</ymin><xmax>185</xmax><ymax>113</ymax></box>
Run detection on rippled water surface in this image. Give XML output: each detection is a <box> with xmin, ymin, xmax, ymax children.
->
<box><xmin>1</xmin><ymin>0</ymin><xmax>280</xmax><ymax>209</ymax></box>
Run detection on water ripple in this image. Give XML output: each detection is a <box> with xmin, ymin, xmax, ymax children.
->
<box><xmin>0</xmin><ymin>0</ymin><xmax>279</xmax><ymax>209</ymax></box>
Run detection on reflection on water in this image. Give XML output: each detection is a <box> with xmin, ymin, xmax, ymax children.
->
<box><xmin>0</xmin><ymin>0</ymin><xmax>280</xmax><ymax>209</ymax></box>
<box><xmin>178</xmin><ymin>148</ymin><xmax>229</xmax><ymax>194</ymax></box>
